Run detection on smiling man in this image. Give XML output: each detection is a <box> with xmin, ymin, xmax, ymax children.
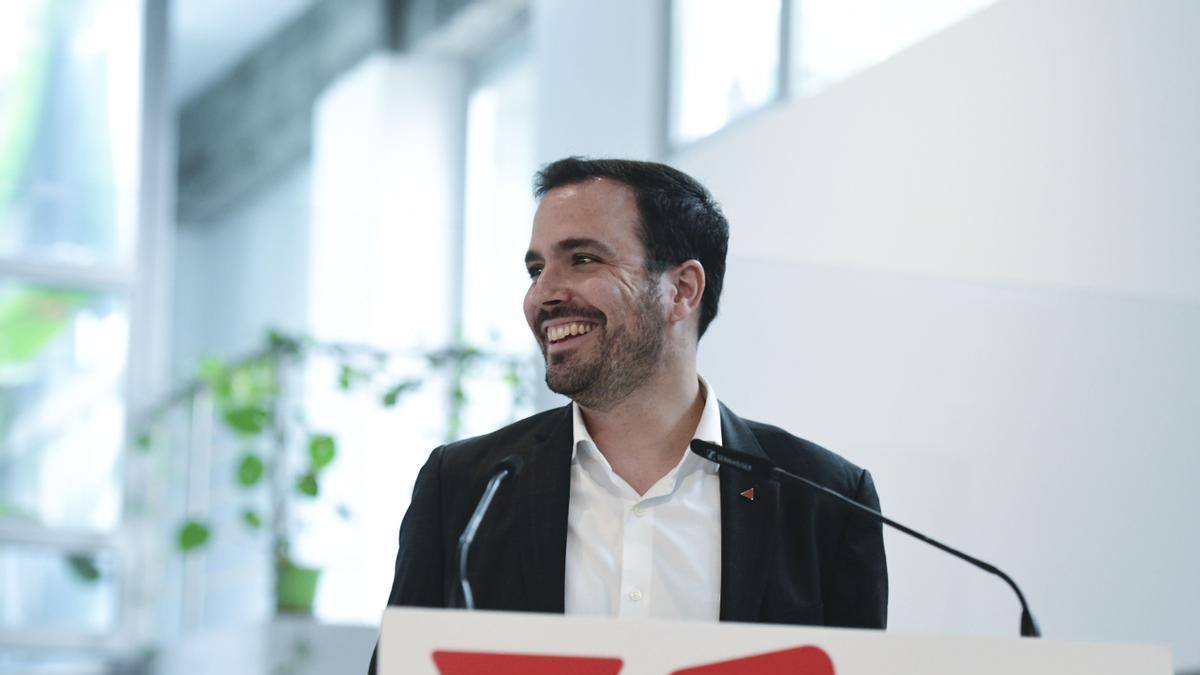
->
<box><xmin>370</xmin><ymin>158</ymin><xmax>886</xmax><ymax>672</ymax></box>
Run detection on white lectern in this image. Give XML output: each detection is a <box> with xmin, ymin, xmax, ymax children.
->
<box><xmin>378</xmin><ymin>608</ymin><xmax>1171</xmax><ymax>674</ymax></box>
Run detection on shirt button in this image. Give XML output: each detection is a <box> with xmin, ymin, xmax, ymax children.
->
<box><xmin>632</xmin><ymin>505</ymin><xmax>646</xmax><ymax>517</ymax></box>
<box><xmin>628</xmin><ymin>589</ymin><xmax>643</xmax><ymax>602</ymax></box>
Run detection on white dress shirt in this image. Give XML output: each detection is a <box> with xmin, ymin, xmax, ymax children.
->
<box><xmin>563</xmin><ymin>377</ymin><xmax>723</xmax><ymax>621</ymax></box>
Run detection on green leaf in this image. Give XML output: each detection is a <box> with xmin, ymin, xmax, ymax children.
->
<box><xmin>135</xmin><ymin>431</ymin><xmax>153</xmax><ymax>452</ymax></box>
<box><xmin>381</xmin><ymin>379</ymin><xmax>420</xmax><ymax>407</ymax></box>
<box><xmin>198</xmin><ymin>357</ymin><xmax>225</xmax><ymax>385</ymax></box>
<box><xmin>296</xmin><ymin>472</ymin><xmax>319</xmax><ymax>498</ymax></box>
<box><xmin>65</xmin><ymin>554</ymin><xmax>101</xmax><ymax>582</ymax></box>
<box><xmin>178</xmin><ymin>520</ymin><xmax>211</xmax><ymax>552</ymax></box>
<box><xmin>224</xmin><ymin>406</ymin><xmax>270</xmax><ymax>435</ymax></box>
<box><xmin>337</xmin><ymin>364</ymin><xmax>369</xmax><ymax>390</ymax></box>
<box><xmin>307</xmin><ymin>434</ymin><xmax>336</xmax><ymax>470</ymax></box>
<box><xmin>229</xmin><ymin>359</ymin><xmax>276</xmax><ymax>405</ymax></box>
<box><xmin>266</xmin><ymin>329</ymin><xmax>300</xmax><ymax>354</ymax></box>
<box><xmin>242</xmin><ymin>509</ymin><xmax>262</xmax><ymax>529</ymax></box>
<box><xmin>0</xmin><ymin>288</ymin><xmax>89</xmax><ymax>367</ymax></box>
<box><xmin>198</xmin><ymin>357</ymin><xmax>232</xmax><ymax>401</ymax></box>
<box><xmin>501</xmin><ymin>368</ymin><xmax>520</xmax><ymax>388</ymax></box>
<box><xmin>236</xmin><ymin>452</ymin><xmax>265</xmax><ymax>486</ymax></box>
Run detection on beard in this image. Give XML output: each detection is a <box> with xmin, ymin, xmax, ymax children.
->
<box><xmin>540</xmin><ymin>282</ymin><xmax>666</xmax><ymax>410</ymax></box>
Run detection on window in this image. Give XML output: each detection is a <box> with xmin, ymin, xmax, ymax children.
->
<box><xmin>0</xmin><ymin>0</ymin><xmax>142</xmax><ymax>265</ymax></box>
<box><xmin>0</xmin><ymin>282</ymin><xmax>128</xmax><ymax>531</ymax></box>
<box><xmin>790</xmin><ymin>0</ymin><xmax>996</xmax><ymax>96</ymax></box>
<box><xmin>0</xmin><ymin>542</ymin><xmax>120</xmax><ymax>635</ymax></box>
<box><xmin>669</xmin><ymin>0</ymin><xmax>784</xmax><ymax>146</ymax></box>
<box><xmin>0</xmin><ymin>0</ymin><xmax>148</xmax><ymax>659</ymax></box>
<box><xmin>668</xmin><ymin>0</ymin><xmax>997</xmax><ymax>144</ymax></box>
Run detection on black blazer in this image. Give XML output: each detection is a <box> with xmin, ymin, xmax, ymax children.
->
<box><xmin>370</xmin><ymin>403</ymin><xmax>886</xmax><ymax>672</ymax></box>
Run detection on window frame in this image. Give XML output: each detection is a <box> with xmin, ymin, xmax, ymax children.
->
<box><xmin>0</xmin><ymin>0</ymin><xmax>171</xmax><ymax>658</ymax></box>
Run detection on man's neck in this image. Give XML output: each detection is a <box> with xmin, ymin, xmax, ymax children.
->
<box><xmin>577</xmin><ymin>365</ymin><xmax>706</xmax><ymax>496</ymax></box>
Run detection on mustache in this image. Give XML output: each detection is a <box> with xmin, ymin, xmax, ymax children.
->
<box><xmin>536</xmin><ymin>305</ymin><xmax>605</xmax><ymax>332</ymax></box>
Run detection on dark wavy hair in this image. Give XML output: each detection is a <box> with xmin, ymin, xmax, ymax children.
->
<box><xmin>533</xmin><ymin>157</ymin><xmax>730</xmax><ymax>339</ymax></box>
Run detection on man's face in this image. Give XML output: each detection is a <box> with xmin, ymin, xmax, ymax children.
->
<box><xmin>523</xmin><ymin>179</ymin><xmax>667</xmax><ymax>409</ymax></box>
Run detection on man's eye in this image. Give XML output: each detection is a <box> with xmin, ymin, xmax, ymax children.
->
<box><xmin>573</xmin><ymin>255</ymin><xmax>596</xmax><ymax>265</ymax></box>
<box><xmin>527</xmin><ymin>266</ymin><xmax>542</xmax><ymax>279</ymax></box>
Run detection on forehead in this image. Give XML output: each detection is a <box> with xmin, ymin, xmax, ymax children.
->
<box><xmin>529</xmin><ymin>178</ymin><xmax>642</xmax><ymax>253</ymax></box>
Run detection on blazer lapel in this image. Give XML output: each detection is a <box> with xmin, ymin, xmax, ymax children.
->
<box><xmin>513</xmin><ymin>404</ymin><xmax>573</xmax><ymax>613</ymax></box>
<box><xmin>717</xmin><ymin>403</ymin><xmax>778</xmax><ymax>622</ymax></box>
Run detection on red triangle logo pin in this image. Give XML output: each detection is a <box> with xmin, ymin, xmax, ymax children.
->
<box><xmin>740</xmin><ymin>487</ymin><xmax>755</xmax><ymax>501</ymax></box>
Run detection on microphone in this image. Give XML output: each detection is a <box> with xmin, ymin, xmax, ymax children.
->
<box><xmin>456</xmin><ymin>455</ymin><xmax>524</xmax><ymax>610</ymax></box>
<box><xmin>690</xmin><ymin>439</ymin><xmax>1042</xmax><ymax>638</ymax></box>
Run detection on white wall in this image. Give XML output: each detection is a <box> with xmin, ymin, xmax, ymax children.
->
<box><xmin>308</xmin><ymin>54</ymin><xmax>463</xmax><ymax>351</ymax></box>
<box><xmin>171</xmin><ymin>163</ymin><xmax>311</xmax><ymax>378</ymax></box>
<box><xmin>666</xmin><ymin>0</ymin><xmax>1200</xmax><ymax>666</ymax></box>
<box><xmin>700</xmin><ymin>258</ymin><xmax>1200</xmax><ymax>654</ymax></box>
<box><xmin>532</xmin><ymin>0</ymin><xmax>666</xmax><ymax>164</ymax></box>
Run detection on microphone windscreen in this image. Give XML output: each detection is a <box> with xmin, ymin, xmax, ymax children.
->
<box><xmin>496</xmin><ymin>454</ymin><xmax>525</xmax><ymax>477</ymax></box>
<box><xmin>689</xmin><ymin>439</ymin><xmax>774</xmax><ymax>479</ymax></box>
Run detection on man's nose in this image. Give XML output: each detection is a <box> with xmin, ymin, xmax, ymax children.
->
<box><xmin>530</xmin><ymin>264</ymin><xmax>569</xmax><ymax>306</ymax></box>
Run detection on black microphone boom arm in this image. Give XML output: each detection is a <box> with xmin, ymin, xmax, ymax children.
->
<box><xmin>456</xmin><ymin>455</ymin><xmax>524</xmax><ymax>610</ymax></box>
<box><xmin>690</xmin><ymin>439</ymin><xmax>1041</xmax><ymax>638</ymax></box>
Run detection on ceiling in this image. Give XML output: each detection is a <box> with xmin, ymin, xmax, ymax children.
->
<box><xmin>169</xmin><ymin>0</ymin><xmax>320</xmax><ymax>106</ymax></box>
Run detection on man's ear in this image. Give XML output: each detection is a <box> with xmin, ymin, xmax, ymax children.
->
<box><xmin>667</xmin><ymin>259</ymin><xmax>706</xmax><ymax>326</ymax></box>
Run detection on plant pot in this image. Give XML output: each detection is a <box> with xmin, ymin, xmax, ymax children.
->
<box><xmin>276</xmin><ymin>561</ymin><xmax>321</xmax><ymax>615</ymax></box>
<box><xmin>156</xmin><ymin>617</ymin><xmax>377</xmax><ymax>675</ymax></box>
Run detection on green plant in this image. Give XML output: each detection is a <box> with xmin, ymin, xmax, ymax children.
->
<box><xmin>172</xmin><ymin>332</ymin><xmax>350</xmax><ymax>614</ymax></box>
<box><xmin>0</xmin><ymin>287</ymin><xmax>89</xmax><ymax>370</ymax></box>
<box><xmin>142</xmin><ymin>329</ymin><xmax>532</xmax><ymax>615</ymax></box>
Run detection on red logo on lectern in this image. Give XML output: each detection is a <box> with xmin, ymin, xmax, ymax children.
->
<box><xmin>672</xmin><ymin>646</ymin><xmax>835</xmax><ymax>674</ymax></box>
<box><xmin>430</xmin><ymin>646</ymin><xmax>833</xmax><ymax>674</ymax></box>
<box><xmin>432</xmin><ymin>651</ymin><xmax>623</xmax><ymax>674</ymax></box>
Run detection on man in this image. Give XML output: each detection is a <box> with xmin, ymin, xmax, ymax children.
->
<box><xmin>370</xmin><ymin>158</ymin><xmax>885</xmax><ymax>671</ymax></box>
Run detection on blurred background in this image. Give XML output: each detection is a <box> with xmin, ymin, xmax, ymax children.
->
<box><xmin>1</xmin><ymin>0</ymin><xmax>1198</xmax><ymax>672</ymax></box>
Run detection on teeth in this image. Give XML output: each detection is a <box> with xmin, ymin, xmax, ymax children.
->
<box><xmin>547</xmin><ymin>322</ymin><xmax>595</xmax><ymax>343</ymax></box>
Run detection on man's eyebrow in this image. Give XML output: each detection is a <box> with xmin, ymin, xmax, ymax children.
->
<box><xmin>555</xmin><ymin>238</ymin><xmax>616</xmax><ymax>257</ymax></box>
<box><xmin>525</xmin><ymin>238</ymin><xmax>617</xmax><ymax>265</ymax></box>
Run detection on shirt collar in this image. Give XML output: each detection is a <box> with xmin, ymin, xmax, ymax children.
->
<box><xmin>571</xmin><ymin>375</ymin><xmax>723</xmax><ymax>478</ymax></box>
